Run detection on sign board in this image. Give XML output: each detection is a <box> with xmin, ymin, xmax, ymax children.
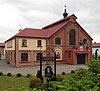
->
<box><xmin>42</xmin><ymin>56</ymin><xmax>55</xmax><ymax>61</ymax></box>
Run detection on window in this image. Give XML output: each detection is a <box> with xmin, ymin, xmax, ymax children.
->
<box><xmin>21</xmin><ymin>53</ymin><xmax>28</xmax><ymax>62</ymax></box>
<box><xmin>69</xmin><ymin>30</ymin><xmax>75</xmax><ymax>45</ymax></box>
<box><xmin>55</xmin><ymin>37</ymin><xmax>61</xmax><ymax>45</ymax></box>
<box><xmin>22</xmin><ymin>39</ymin><xmax>27</xmax><ymax>47</ymax></box>
<box><xmin>83</xmin><ymin>39</ymin><xmax>87</xmax><ymax>46</ymax></box>
<box><xmin>36</xmin><ymin>53</ymin><xmax>42</xmax><ymax>61</ymax></box>
<box><xmin>37</xmin><ymin>40</ymin><xmax>42</xmax><ymax>47</ymax></box>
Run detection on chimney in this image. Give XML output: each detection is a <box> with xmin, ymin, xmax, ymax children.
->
<box><xmin>19</xmin><ymin>29</ymin><xmax>22</xmax><ymax>32</ymax></box>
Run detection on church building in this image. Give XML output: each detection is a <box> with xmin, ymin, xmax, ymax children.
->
<box><xmin>5</xmin><ymin>7</ymin><xmax>93</xmax><ymax>67</ymax></box>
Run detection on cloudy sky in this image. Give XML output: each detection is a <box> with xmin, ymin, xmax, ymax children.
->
<box><xmin>0</xmin><ymin>0</ymin><xmax>100</xmax><ymax>42</ymax></box>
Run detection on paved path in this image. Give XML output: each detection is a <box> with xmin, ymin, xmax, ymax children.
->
<box><xmin>0</xmin><ymin>60</ymin><xmax>88</xmax><ymax>76</ymax></box>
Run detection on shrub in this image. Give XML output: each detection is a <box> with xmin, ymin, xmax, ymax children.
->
<box><xmin>7</xmin><ymin>61</ymin><xmax>10</xmax><ymax>64</ymax></box>
<box><xmin>76</xmin><ymin>68</ymin><xmax>87</xmax><ymax>74</ymax></box>
<box><xmin>16</xmin><ymin>73</ymin><xmax>21</xmax><ymax>77</ymax></box>
<box><xmin>62</xmin><ymin>72</ymin><xmax>66</xmax><ymax>75</ymax></box>
<box><xmin>27</xmin><ymin>74</ymin><xmax>32</xmax><ymax>78</ymax></box>
<box><xmin>29</xmin><ymin>76</ymin><xmax>42</xmax><ymax>89</ymax></box>
<box><xmin>56</xmin><ymin>74</ymin><xmax>65</xmax><ymax>82</ymax></box>
<box><xmin>0</xmin><ymin>72</ymin><xmax>3</xmax><ymax>76</ymax></box>
<box><xmin>7</xmin><ymin>72</ymin><xmax>12</xmax><ymax>76</ymax></box>
<box><xmin>88</xmin><ymin>60</ymin><xmax>100</xmax><ymax>74</ymax></box>
<box><xmin>71</xmin><ymin>70</ymin><xmax>75</xmax><ymax>73</ymax></box>
<box><xmin>74</xmin><ymin>68</ymin><xmax>87</xmax><ymax>79</ymax></box>
<box><xmin>36</xmin><ymin>70</ymin><xmax>41</xmax><ymax>78</ymax></box>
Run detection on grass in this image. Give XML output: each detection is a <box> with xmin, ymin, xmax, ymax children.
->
<box><xmin>0</xmin><ymin>75</ymin><xmax>30</xmax><ymax>91</ymax></box>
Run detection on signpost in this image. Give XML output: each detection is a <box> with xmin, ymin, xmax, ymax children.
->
<box><xmin>39</xmin><ymin>52</ymin><xmax>56</xmax><ymax>81</ymax></box>
<box><xmin>40</xmin><ymin>53</ymin><xmax>43</xmax><ymax>81</ymax></box>
<box><xmin>42</xmin><ymin>56</ymin><xmax>55</xmax><ymax>61</ymax></box>
<box><xmin>54</xmin><ymin>52</ymin><xmax>56</xmax><ymax>80</ymax></box>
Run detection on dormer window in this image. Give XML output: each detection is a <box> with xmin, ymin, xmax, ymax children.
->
<box><xmin>22</xmin><ymin>39</ymin><xmax>27</xmax><ymax>47</ymax></box>
<box><xmin>55</xmin><ymin>37</ymin><xmax>61</xmax><ymax>45</ymax></box>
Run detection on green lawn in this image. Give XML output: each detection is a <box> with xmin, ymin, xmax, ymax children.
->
<box><xmin>0</xmin><ymin>76</ymin><xmax>30</xmax><ymax>91</ymax></box>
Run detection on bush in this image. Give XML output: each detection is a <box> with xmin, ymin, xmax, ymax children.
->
<box><xmin>71</xmin><ymin>70</ymin><xmax>75</xmax><ymax>73</ymax></box>
<box><xmin>36</xmin><ymin>70</ymin><xmax>41</xmax><ymax>78</ymax></box>
<box><xmin>0</xmin><ymin>72</ymin><xmax>3</xmax><ymax>76</ymax></box>
<box><xmin>27</xmin><ymin>74</ymin><xmax>32</xmax><ymax>78</ymax></box>
<box><xmin>56</xmin><ymin>74</ymin><xmax>65</xmax><ymax>82</ymax></box>
<box><xmin>7</xmin><ymin>61</ymin><xmax>10</xmax><ymax>64</ymax></box>
<box><xmin>30</xmin><ymin>76</ymin><xmax>43</xmax><ymax>89</ymax></box>
<box><xmin>76</xmin><ymin>68</ymin><xmax>87</xmax><ymax>74</ymax></box>
<box><xmin>62</xmin><ymin>72</ymin><xmax>66</xmax><ymax>75</ymax></box>
<box><xmin>16</xmin><ymin>73</ymin><xmax>21</xmax><ymax>77</ymax></box>
<box><xmin>88</xmin><ymin>60</ymin><xmax>100</xmax><ymax>74</ymax></box>
<box><xmin>7</xmin><ymin>72</ymin><xmax>12</xmax><ymax>76</ymax></box>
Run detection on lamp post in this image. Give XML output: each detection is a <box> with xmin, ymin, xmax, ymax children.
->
<box><xmin>39</xmin><ymin>47</ymin><xmax>43</xmax><ymax>81</ymax></box>
<box><xmin>51</xmin><ymin>48</ymin><xmax>56</xmax><ymax>81</ymax></box>
<box><xmin>54</xmin><ymin>52</ymin><xmax>56</xmax><ymax>80</ymax></box>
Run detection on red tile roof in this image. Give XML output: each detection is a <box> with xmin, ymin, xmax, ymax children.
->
<box><xmin>16</xmin><ymin>28</ymin><xmax>47</xmax><ymax>38</ymax></box>
<box><xmin>43</xmin><ymin>20</ymin><xmax>69</xmax><ymax>37</ymax></box>
<box><xmin>0</xmin><ymin>43</ymin><xmax>5</xmax><ymax>47</ymax></box>
<box><xmin>92</xmin><ymin>42</ymin><xmax>100</xmax><ymax>48</ymax></box>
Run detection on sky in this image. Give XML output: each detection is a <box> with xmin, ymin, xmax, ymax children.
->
<box><xmin>0</xmin><ymin>0</ymin><xmax>100</xmax><ymax>43</ymax></box>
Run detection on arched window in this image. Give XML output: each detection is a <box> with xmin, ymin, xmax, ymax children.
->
<box><xmin>21</xmin><ymin>53</ymin><xmax>28</xmax><ymax>61</ymax></box>
<box><xmin>55</xmin><ymin>37</ymin><xmax>61</xmax><ymax>45</ymax></box>
<box><xmin>69</xmin><ymin>30</ymin><xmax>75</xmax><ymax>45</ymax></box>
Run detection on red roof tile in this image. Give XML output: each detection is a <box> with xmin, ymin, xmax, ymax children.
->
<box><xmin>92</xmin><ymin>43</ymin><xmax>100</xmax><ymax>48</ymax></box>
<box><xmin>16</xmin><ymin>28</ymin><xmax>47</xmax><ymax>38</ymax></box>
<box><xmin>43</xmin><ymin>20</ymin><xmax>69</xmax><ymax>37</ymax></box>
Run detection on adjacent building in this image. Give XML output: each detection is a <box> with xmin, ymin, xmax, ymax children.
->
<box><xmin>92</xmin><ymin>42</ymin><xmax>100</xmax><ymax>58</ymax></box>
<box><xmin>5</xmin><ymin>8</ymin><xmax>93</xmax><ymax>67</ymax></box>
<box><xmin>0</xmin><ymin>43</ymin><xmax>5</xmax><ymax>60</ymax></box>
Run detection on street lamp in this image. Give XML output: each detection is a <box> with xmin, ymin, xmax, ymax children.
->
<box><xmin>39</xmin><ymin>47</ymin><xmax>43</xmax><ymax>81</ymax></box>
<box><xmin>51</xmin><ymin>48</ymin><xmax>56</xmax><ymax>80</ymax></box>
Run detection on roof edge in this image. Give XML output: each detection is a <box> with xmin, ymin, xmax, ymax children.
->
<box><xmin>42</xmin><ymin>14</ymin><xmax>77</xmax><ymax>29</ymax></box>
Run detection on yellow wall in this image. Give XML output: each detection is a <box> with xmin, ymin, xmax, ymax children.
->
<box><xmin>18</xmin><ymin>38</ymin><xmax>46</xmax><ymax>50</ymax></box>
<box><xmin>5</xmin><ymin>39</ymin><xmax>15</xmax><ymax>50</ymax></box>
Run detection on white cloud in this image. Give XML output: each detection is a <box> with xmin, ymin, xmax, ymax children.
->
<box><xmin>0</xmin><ymin>4</ymin><xmax>24</xmax><ymax>27</ymax></box>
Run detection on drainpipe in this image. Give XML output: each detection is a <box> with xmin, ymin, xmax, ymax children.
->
<box><xmin>15</xmin><ymin>37</ymin><xmax>16</xmax><ymax>67</ymax></box>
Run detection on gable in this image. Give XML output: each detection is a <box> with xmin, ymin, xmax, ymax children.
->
<box><xmin>76</xmin><ymin>22</ymin><xmax>93</xmax><ymax>40</ymax></box>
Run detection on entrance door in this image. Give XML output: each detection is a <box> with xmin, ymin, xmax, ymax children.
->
<box><xmin>77</xmin><ymin>54</ymin><xmax>85</xmax><ymax>64</ymax></box>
